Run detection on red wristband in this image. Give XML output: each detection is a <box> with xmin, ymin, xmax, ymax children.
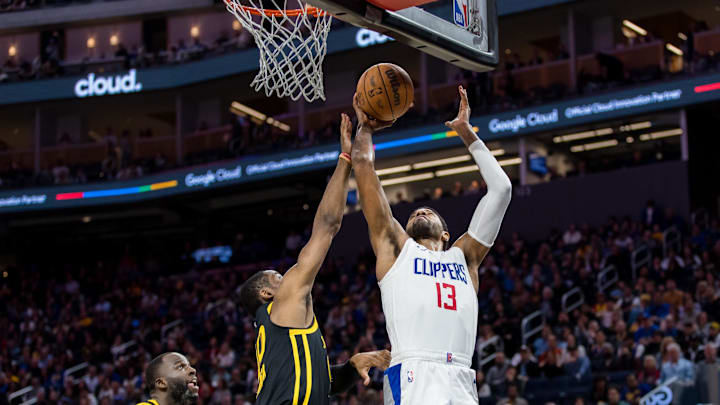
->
<box><xmin>339</xmin><ymin>152</ymin><xmax>352</xmax><ymax>164</ymax></box>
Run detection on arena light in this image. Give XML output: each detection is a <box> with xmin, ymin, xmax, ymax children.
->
<box><xmin>412</xmin><ymin>149</ymin><xmax>505</xmax><ymax>170</ymax></box>
<box><xmin>110</xmin><ymin>35</ymin><xmax>119</xmax><ymax>46</ymax></box>
<box><xmin>498</xmin><ymin>157</ymin><xmax>523</xmax><ymax>166</ymax></box>
<box><xmin>622</xmin><ymin>27</ymin><xmax>637</xmax><ymax>39</ymax></box>
<box><xmin>191</xmin><ymin>26</ymin><xmax>200</xmax><ymax>38</ymax></box>
<box><xmin>639</xmin><ymin>128</ymin><xmax>683</xmax><ymax>141</ymax></box>
<box><xmin>435</xmin><ymin>158</ymin><xmax>520</xmax><ymax>177</ymax></box>
<box><xmin>265</xmin><ymin>117</ymin><xmax>291</xmax><ymax>132</ymax></box>
<box><xmin>435</xmin><ymin>165</ymin><xmax>477</xmax><ymax>177</ymax></box>
<box><xmin>620</xmin><ymin>121</ymin><xmax>652</xmax><ymax>132</ymax></box>
<box><xmin>230</xmin><ymin>102</ymin><xmax>290</xmax><ymax>132</ymax></box>
<box><xmin>376</xmin><ymin>165</ymin><xmax>412</xmax><ymax>176</ymax></box>
<box><xmin>678</xmin><ymin>32</ymin><xmax>688</xmax><ymax>41</ymax></box>
<box><xmin>413</xmin><ymin>155</ymin><xmax>471</xmax><ymax>169</ymax></box>
<box><xmin>380</xmin><ymin>172</ymin><xmax>434</xmax><ymax>186</ymax></box>
<box><xmin>231</xmin><ymin>101</ymin><xmax>266</xmax><ymax>121</ymax></box>
<box><xmin>233</xmin><ymin>20</ymin><xmax>242</xmax><ymax>31</ymax></box>
<box><xmin>666</xmin><ymin>43</ymin><xmax>683</xmax><ymax>56</ymax></box>
<box><xmin>8</xmin><ymin>45</ymin><xmax>16</xmax><ymax>57</ymax></box>
<box><xmin>553</xmin><ymin>128</ymin><xmax>613</xmax><ymax>143</ymax></box>
<box><xmin>622</xmin><ymin>20</ymin><xmax>647</xmax><ymax>36</ymax></box>
<box><xmin>570</xmin><ymin>139</ymin><xmax>619</xmax><ymax>152</ymax></box>
<box><xmin>87</xmin><ymin>37</ymin><xmax>96</xmax><ymax>49</ymax></box>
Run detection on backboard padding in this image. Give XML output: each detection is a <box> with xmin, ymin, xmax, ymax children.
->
<box><xmin>307</xmin><ymin>0</ymin><xmax>498</xmax><ymax>72</ymax></box>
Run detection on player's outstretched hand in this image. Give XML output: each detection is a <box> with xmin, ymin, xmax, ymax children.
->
<box><xmin>340</xmin><ymin>113</ymin><xmax>352</xmax><ymax>155</ymax></box>
<box><xmin>444</xmin><ymin>85</ymin><xmax>471</xmax><ymax>131</ymax></box>
<box><xmin>350</xmin><ymin>349</ymin><xmax>392</xmax><ymax>386</ymax></box>
<box><xmin>352</xmin><ymin>93</ymin><xmax>395</xmax><ymax>132</ymax></box>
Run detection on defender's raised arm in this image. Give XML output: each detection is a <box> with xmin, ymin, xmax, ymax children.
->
<box><xmin>272</xmin><ymin>114</ymin><xmax>354</xmax><ymax>323</ymax></box>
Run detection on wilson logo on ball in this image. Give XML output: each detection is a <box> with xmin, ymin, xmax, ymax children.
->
<box><xmin>385</xmin><ymin>69</ymin><xmax>402</xmax><ymax>106</ymax></box>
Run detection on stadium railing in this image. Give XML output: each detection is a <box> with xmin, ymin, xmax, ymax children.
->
<box><xmin>7</xmin><ymin>386</ymin><xmax>36</xmax><ymax>405</ymax></box>
<box><xmin>477</xmin><ymin>335</ymin><xmax>501</xmax><ymax>368</ymax></box>
<box><xmin>663</xmin><ymin>226</ymin><xmax>682</xmax><ymax>257</ymax></box>
<box><xmin>561</xmin><ymin>287</ymin><xmax>584</xmax><ymax>313</ymax></box>
<box><xmin>596</xmin><ymin>265</ymin><xmax>619</xmax><ymax>295</ymax></box>
<box><xmin>161</xmin><ymin>319</ymin><xmax>184</xmax><ymax>345</ymax></box>
<box><xmin>521</xmin><ymin>310</ymin><xmax>545</xmax><ymax>346</ymax></box>
<box><xmin>631</xmin><ymin>243</ymin><xmax>651</xmax><ymax>281</ymax></box>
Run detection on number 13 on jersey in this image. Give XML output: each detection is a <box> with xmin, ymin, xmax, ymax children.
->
<box><xmin>435</xmin><ymin>283</ymin><xmax>457</xmax><ymax>310</ymax></box>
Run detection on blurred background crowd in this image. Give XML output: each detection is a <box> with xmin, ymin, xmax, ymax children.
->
<box><xmin>1</xmin><ymin>194</ymin><xmax>718</xmax><ymax>405</ymax></box>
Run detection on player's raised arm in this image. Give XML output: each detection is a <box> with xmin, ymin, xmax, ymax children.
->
<box><xmin>449</xmin><ymin>85</ymin><xmax>512</xmax><ymax>292</ymax></box>
<box><xmin>275</xmin><ymin>114</ymin><xmax>353</xmax><ymax>303</ymax></box>
<box><xmin>351</xmin><ymin>94</ymin><xmax>409</xmax><ymax>279</ymax></box>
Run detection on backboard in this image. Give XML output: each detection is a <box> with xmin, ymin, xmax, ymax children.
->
<box><xmin>306</xmin><ymin>0</ymin><xmax>498</xmax><ymax>72</ymax></box>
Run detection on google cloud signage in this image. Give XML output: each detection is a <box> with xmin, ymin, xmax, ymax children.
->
<box><xmin>355</xmin><ymin>28</ymin><xmax>393</xmax><ymax>48</ymax></box>
<box><xmin>484</xmin><ymin>87</ymin><xmax>686</xmax><ymax>137</ymax></box>
<box><xmin>74</xmin><ymin>69</ymin><xmax>143</xmax><ymax>98</ymax></box>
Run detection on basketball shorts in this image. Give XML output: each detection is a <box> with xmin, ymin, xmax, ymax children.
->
<box><xmin>382</xmin><ymin>359</ymin><xmax>478</xmax><ymax>405</ymax></box>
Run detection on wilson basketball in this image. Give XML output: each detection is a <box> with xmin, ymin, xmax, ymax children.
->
<box><xmin>356</xmin><ymin>63</ymin><xmax>414</xmax><ymax>122</ymax></box>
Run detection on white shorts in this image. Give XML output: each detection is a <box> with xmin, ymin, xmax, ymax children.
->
<box><xmin>382</xmin><ymin>359</ymin><xmax>479</xmax><ymax>405</ymax></box>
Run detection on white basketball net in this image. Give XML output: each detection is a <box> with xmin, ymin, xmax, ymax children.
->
<box><xmin>225</xmin><ymin>0</ymin><xmax>332</xmax><ymax>102</ymax></box>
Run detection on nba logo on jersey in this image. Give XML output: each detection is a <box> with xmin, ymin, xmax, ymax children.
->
<box><xmin>446</xmin><ymin>352</ymin><xmax>453</xmax><ymax>363</ymax></box>
<box><xmin>407</xmin><ymin>370</ymin><xmax>415</xmax><ymax>383</ymax></box>
<box><xmin>453</xmin><ymin>0</ymin><xmax>468</xmax><ymax>28</ymax></box>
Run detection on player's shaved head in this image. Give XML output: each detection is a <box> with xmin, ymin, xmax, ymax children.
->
<box><xmin>145</xmin><ymin>353</ymin><xmax>170</xmax><ymax>394</ymax></box>
<box><xmin>144</xmin><ymin>352</ymin><xmax>198</xmax><ymax>405</ymax></box>
<box><xmin>239</xmin><ymin>270</ymin><xmax>279</xmax><ymax>316</ymax></box>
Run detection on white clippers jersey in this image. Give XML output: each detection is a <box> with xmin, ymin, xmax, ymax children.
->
<box><xmin>379</xmin><ymin>238</ymin><xmax>478</xmax><ymax>367</ymax></box>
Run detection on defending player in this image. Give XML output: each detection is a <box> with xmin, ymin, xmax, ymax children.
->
<box><xmin>140</xmin><ymin>352</ymin><xmax>199</xmax><ymax>405</ymax></box>
<box><xmin>351</xmin><ymin>85</ymin><xmax>512</xmax><ymax>405</ymax></box>
<box><xmin>238</xmin><ymin>114</ymin><xmax>391</xmax><ymax>405</ymax></box>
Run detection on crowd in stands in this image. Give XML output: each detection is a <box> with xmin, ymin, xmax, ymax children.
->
<box><xmin>0</xmin><ymin>0</ymin><xmax>40</xmax><ymax>12</ymax></box>
<box><xmin>461</xmin><ymin>23</ymin><xmax>720</xmax><ymax>119</ymax></box>
<box><xmin>1</xmin><ymin>13</ymin><xmax>716</xmax><ymax>191</ymax></box>
<box><xmin>0</xmin><ymin>0</ymin><xmax>127</xmax><ymax>13</ymax></box>
<box><xmin>1</xmin><ymin>184</ymin><xmax>719</xmax><ymax>405</ymax></box>
<box><xmin>0</xmin><ymin>27</ymin><xmax>256</xmax><ymax>84</ymax></box>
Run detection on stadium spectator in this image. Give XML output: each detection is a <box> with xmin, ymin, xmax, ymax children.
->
<box><xmin>563</xmin><ymin>224</ymin><xmax>582</xmax><ymax>246</ymax></box>
<box><xmin>620</xmin><ymin>374</ymin><xmax>644</xmax><ymax>405</ymax></box>
<box><xmin>563</xmin><ymin>344</ymin><xmax>591</xmax><ymax>381</ymax></box>
<box><xmin>476</xmin><ymin>370</ymin><xmax>491</xmax><ymax>399</ymax></box>
<box><xmin>512</xmin><ymin>345</ymin><xmax>539</xmax><ymax>379</ymax></box>
<box><xmin>591</xmin><ymin>377</ymin><xmax>609</xmax><ymax>404</ymax></box>
<box><xmin>465</xmin><ymin>179</ymin><xmax>482</xmax><ymax>195</ymax></box>
<box><xmin>604</xmin><ymin>385</ymin><xmax>630</xmax><ymax>405</ymax></box>
<box><xmin>495</xmin><ymin>383</ymin><xmax>528</xmax><ymax>405</ymax></box>
<box><xmin>486</xmin><ymin>352</ymin><xmax>510</xmax><ymax>394</ymax></box>
<box><xmin>659</xmin><ymin>343</ymin><xmax>695</xmax><ymax>383</ymax></box>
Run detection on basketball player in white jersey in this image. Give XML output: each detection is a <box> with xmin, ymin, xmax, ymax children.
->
<box><xmin>351</xmin><ymin>85</ymin><xmax>512</xmax><ymax>405</ymax></box>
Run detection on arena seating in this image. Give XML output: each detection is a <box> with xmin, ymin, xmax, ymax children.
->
<box><xmin>1</xmin><ymin>195</ymin><xmax>718</xmax><ymax>405</ymax></box>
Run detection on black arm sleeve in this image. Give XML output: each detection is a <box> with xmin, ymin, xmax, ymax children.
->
<box><xmin>329</xmin><ymin>361</ymin><xmax>360</xmax><ymax>395</ymax></box>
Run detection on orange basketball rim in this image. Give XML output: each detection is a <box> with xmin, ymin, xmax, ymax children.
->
<box><xmin>224</xmin><ymin>0</ymin><xmax>327</xmax><ymax>17</ymax></box>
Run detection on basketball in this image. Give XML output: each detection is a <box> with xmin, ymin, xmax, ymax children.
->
<box><xmin>356</xmin><ymin>63</ymin><xmax>414</xmax><ymax>122</ymax></box>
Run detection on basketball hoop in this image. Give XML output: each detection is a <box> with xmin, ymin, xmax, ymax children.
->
<box><xmin>225</xmin><ymin>0</ymin><xmax>332</xmax><ymax>102</ymax></box>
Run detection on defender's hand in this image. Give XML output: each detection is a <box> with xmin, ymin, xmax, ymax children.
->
<box><xmin>352</xmin><ymin>93</ymin><xmax>395</xmax><ymax>132</ymax></box>
<box><xmin>444</xmin><ymin>85</ymin><xmax>471</xmax><ymax>131</ymax></box>
<box><xmin>340</xmin><ymin>113</ymin><xmax>352</xmax><ymax>155</ymax></box>
<box><xmin>350</xmin><ymin>350</ymin><xmax>391</xmax><ymax>386</ymax></box>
